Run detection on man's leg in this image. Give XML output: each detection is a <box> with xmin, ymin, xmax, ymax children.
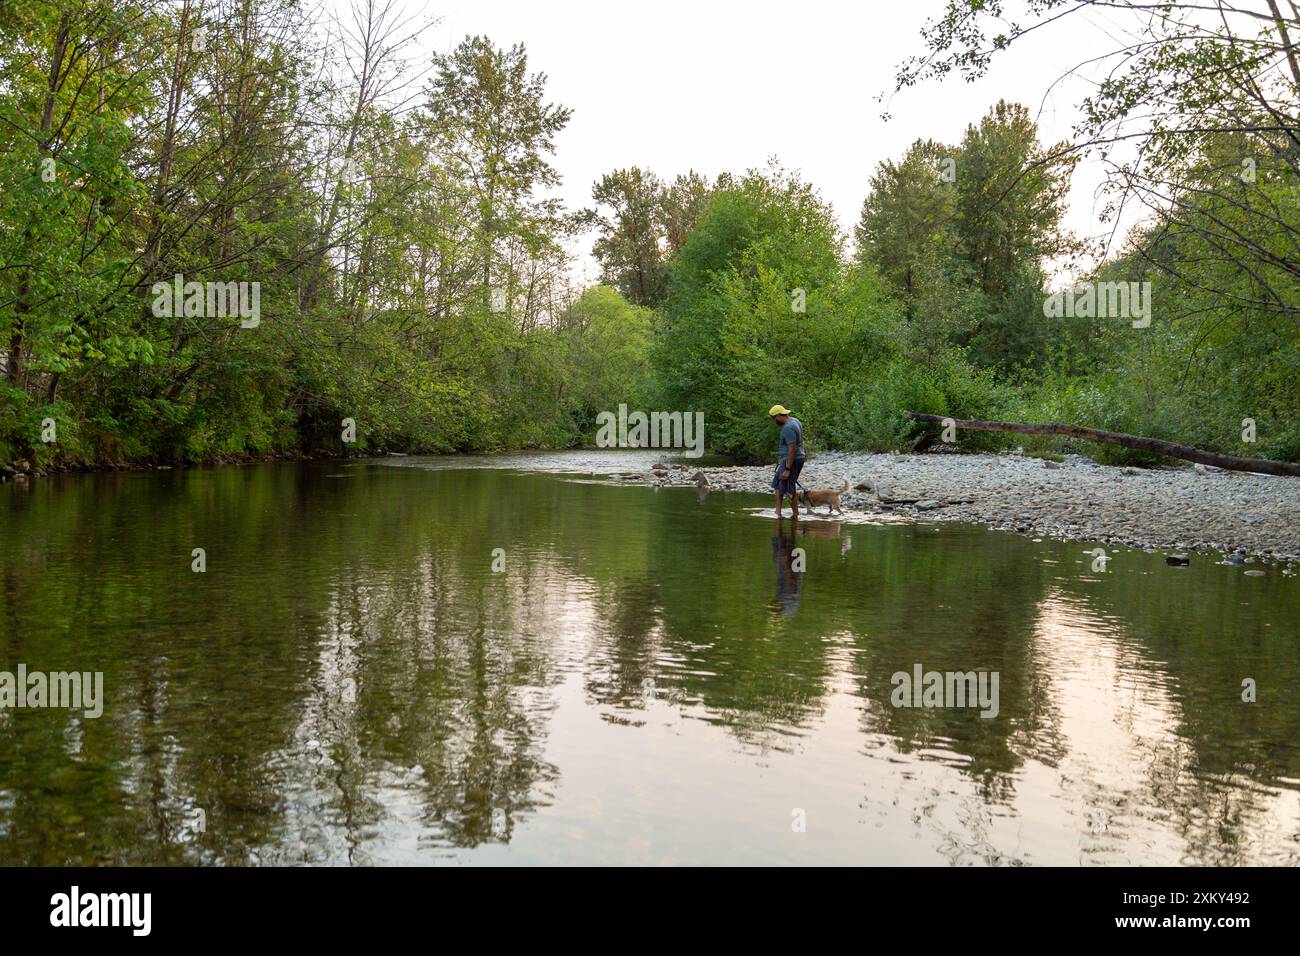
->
<box><xmin>790</xmin><ymin>490</ymin><xmax>799</xmax><ymax>518</ymax></box>
<box><xmin>774</xmin><ymin>489</ymin><xmax>782</xmax><ymax>517</ymax></box>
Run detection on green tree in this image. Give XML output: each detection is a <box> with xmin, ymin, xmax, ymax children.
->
<box><xmin>659</xmin><ymin>170</ymin><xmax>713</xmax><ymax>256</ymax></box>
<box><xmin>560</xmin><ymin>285</ymin><xmax>654</xmax><ymax>431</ymax></box>
<box><xmin>417</xmin><ymin>35</ymin><xmax>573</xmax><ymax>313</ymax></box>
<box><xmin>653</xmin><ymin>165</ymin><xmax>847</xmax><ymax>458</ymax></box>
<box><xmin>589</xmin><ymin>167</ymin><xmax>668</xmax><ymax>307</ymax></box>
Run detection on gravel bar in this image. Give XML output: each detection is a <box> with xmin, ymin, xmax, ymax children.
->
<box><xmin>626</xmin><ymin>449</ymin><xmax>1300</xmax><ymax>564</ymax></box>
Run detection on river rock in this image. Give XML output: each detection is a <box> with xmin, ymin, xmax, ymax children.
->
<box><xmin>1166</xmin><ymin>554</ymin><xmax>1190</xmax><ymax>566</ymax></box>
<box><xmin>656</xmin><ymin>448</ymin><xmax>1300</xmax><ymax>564</ymax></box>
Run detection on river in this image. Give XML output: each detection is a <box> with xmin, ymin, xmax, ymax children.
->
<box><xmin>1</xmin><ymin>451</ymin><xmax>1297</xmax><ymax>864</ymax></box>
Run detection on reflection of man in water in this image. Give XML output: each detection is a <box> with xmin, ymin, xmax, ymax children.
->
<box><xmin>770</xmin><ymin>517</ymin><xmax>803</xmax><ymax>619</ymax></box>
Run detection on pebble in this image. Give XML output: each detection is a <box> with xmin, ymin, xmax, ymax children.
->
<box><xmin>658</xmin><ymin>450</ymin><xmax>1300</xmax><ymax>564</ymax></box>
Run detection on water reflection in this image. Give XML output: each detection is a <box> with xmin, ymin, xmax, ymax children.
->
<box><xmin>0</xmin><ymin>455</ymin><xmax>1297</xmax><ymax>865</ymax></box>
<box><xmin>770</xmin><ymin>517</ymin><xmax>803</xmax><ymax>620</ymax></box>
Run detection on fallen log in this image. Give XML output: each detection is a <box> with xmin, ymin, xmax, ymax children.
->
<box><xmin>905</xmin><ymin>412</ymin><xmax>1300</xmax><ymax>478</ymax></box>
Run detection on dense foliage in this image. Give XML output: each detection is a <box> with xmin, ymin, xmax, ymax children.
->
<box><xmin>884</xmin><ymin>0</ymin><xmax>1300</xmax><ymax>464</ymax></box>
<box><xmin>2</xmin><ymin>0</ymin><xmax>1297</xmax><ymax>469</ymax></box>
<box><xmin>0</xmin><ymin>1</ymin><xmax>652</xmax><ymax>466</ymax></box>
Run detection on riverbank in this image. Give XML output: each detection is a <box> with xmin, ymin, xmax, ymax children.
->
<box><xmin>9</xmin><ymin>444</ymin><xmax>1299</xmax><ymax>565</ymax></box>
<box><xmin>0</xmin><ymin>437</ymin><xmax>599</xmax><ymax>482</ymax></box>
<box><xmin>0</xmin><ymin>448</ymin><xmax>353</xmax><ymax>482</ymax></box>
<box><xmin>632</xmin><ymin>449</ymin><xmax>1300</xmax><ymax>564</ymax></box>
<box><xmin>0</xmin><ymin>445</ymin><xmax>471</xmax><ymax>482</ymax></box>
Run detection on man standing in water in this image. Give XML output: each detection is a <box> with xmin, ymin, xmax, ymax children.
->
<box><xmin>769</xmin><ymin>404</ymin><xmax>805</xmax><ymax>517</ymax></box>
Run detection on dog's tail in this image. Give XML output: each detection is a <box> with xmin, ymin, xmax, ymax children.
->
<box><xmin>839</xmin><ymin>479</ymin><xmax>849</xmax><ymax>491</ymax></box>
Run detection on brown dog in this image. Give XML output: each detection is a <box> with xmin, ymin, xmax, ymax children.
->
<box><xmin>800</xmin><ymin>479</ymin><xmax>848</xmax><ymax>515</ymax></box>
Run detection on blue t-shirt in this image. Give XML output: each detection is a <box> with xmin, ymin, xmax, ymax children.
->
<box><xmin>779</xmin><ymin>417</ymin><xmax>805</xmax><ymax>461</ymax></box>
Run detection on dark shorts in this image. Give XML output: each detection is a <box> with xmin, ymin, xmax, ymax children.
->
<box><xmin>772</xmin><ymin>457</ymin><xmax>805</xmax><ymax>495</ymax></box>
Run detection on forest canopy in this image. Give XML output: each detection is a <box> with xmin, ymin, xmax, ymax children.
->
<box><xmin>1</xmin><ymin>0</ymin><xmax>1296</xmax><ymax>468</ymax></box>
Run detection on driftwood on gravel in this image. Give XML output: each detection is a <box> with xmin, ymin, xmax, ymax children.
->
<box><xmin>905</xmin><ymin>412</ymin><xmax>1300</xmax><ymax>478</ymax></box>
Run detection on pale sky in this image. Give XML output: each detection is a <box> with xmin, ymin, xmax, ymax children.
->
<box><xmin>335</xmin><ymin>0</ymin><xmax>1152</xmax><ymax>283</ymax></box>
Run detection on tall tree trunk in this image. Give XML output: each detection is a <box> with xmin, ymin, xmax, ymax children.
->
<box><xmin>1266</xmin><ymin>0</ymin><xmax>1300</xmax><ymax>90</ymax></box>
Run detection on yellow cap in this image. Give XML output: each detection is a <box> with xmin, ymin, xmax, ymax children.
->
<box><xmin>768</xmin><ymin>404</ymin><xmax>791</xmax><ymax>416</ymax></box>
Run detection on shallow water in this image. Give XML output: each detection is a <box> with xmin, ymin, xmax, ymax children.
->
<box><xmin>1</xmin><ymin>451</ymin><xmax>1297</xmax><ymax>865</ymax></box>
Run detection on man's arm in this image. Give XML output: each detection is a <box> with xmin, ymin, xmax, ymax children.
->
<box><xmin>783</xmin><ymin>431</ymin><xmax>796</xmax><ymax>476</ymax></box>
